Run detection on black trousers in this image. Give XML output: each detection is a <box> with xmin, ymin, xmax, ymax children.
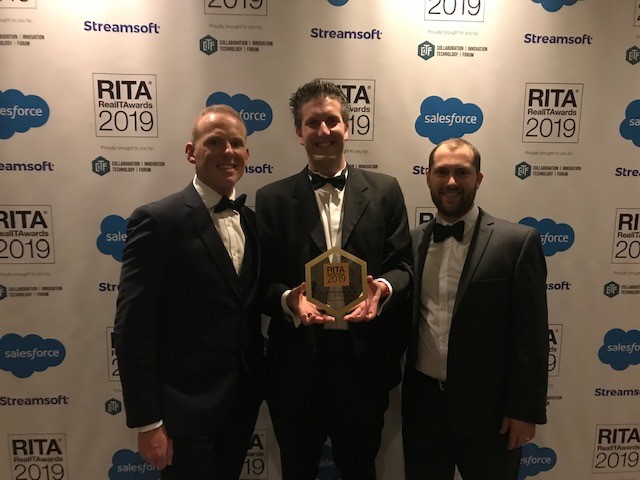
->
<box><xmin>402</xmin><ymin>368</ymin><xmax>522</xmax><ymax>480</ymax></box>
<box><xmin>160</xmin><ymin>384</ymin><xmax>262</xmax><ymax>480</ymax></box>
<box><xmin>267</xmin><ymin>330</ymin><xmax>390</xmax><ymax>480</ymax></box>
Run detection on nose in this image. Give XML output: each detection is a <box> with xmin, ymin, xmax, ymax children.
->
<box><xmin>446</xmin><ymin>175</ymin><xmax>457</xmax><ymax>186</ymax></box>
<box><xmin>319</xmin><ymin>121</ymin><xmax>330</xmax><ymax>135</ymax></box>
<box><xmin>224</xmin><ymin>141</ymin><xmax>234</xmax><ymax>154</ymax></box>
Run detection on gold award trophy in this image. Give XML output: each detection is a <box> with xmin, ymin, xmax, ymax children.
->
<box><xmin>305</xmin><ymin>246</ymin><xmax>368</xmax><ymax>317</ymax></box>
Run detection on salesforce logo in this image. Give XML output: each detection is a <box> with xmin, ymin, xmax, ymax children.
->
<box><xmin>327</xmin><ymin>0</ymin><xmax>349</xmax><ymax>5</ymax></box>
<box><xmin>598</xmin><ymin>328</ymin><xmax>640</xmax><ymax>371</ymax></box>
<box><xmin>415</xmin><ymin>96</ymin><xmax>483</xmax><ymax>144</ymax></box>
<box><xmin>619</xmin><ymin>99</ymin><xmax>640</xmax><ymax>147</ymax></box>
<box><xmin>518</xmin><ymin>217</ymin><xmax>575</xmax><ymax>256</ymax></box>
<box><xmin>0</xmin><ymin>333</ymin><xmax>66</xmax><ymax>378</ymax></box>
<box><xmin>109</xmin><ymin>449</ymin><xmax>159</xmax><ymax>480</ymax></box>
<box><xmin>532</xmin><ymin>0</ymin><xmax>577</xmax><ymax>13</ymax></box>
<box><xmin>0</xmin><ymin>89</ymin><xmax>50</xmax><ymax>140</ymax></box>
<box><xmin>519</xmin><ymin>443</ymin><xmax>557</xmax><ymax>479</ymax></box>
<box><xmin>205</xmin><ymin>92</ymin><xmax>272</xmax><ymax>136</ymax></box>
<box><xmin>97</xmin><ymin>215</ymin><xmax>127</xmax><ymax>262</ymax></box>
<box><xmin>317</xmin><ymin>444</ymin><xmax>340</xmax><ymax>480</ymax></box>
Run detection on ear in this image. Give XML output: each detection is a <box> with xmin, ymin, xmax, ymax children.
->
<box><xmin>185</xmin><ymin>143</ymin><xmax>195</xmax><ymax>163</ymax></box>
<box><xmin>296</xmin><ymin>127</ymin><xmax>303</xmax><ymax>145</ymax></box>
<box><xmin>426</xmin><ymin>169</ymin><xmax>431</xmax><ymax>188</ymax></box>
<box><xmin>476</xmin><ymin>172</ymin><xmax>484</xmax><ymax>188</ymax></box>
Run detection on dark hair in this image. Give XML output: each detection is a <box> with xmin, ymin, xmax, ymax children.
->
<box><xmin>428</xmin><ymin>138</ymin><xmax>481</xmax><ymax>172</ymax></box>
<box><xmin>190</xmin><ymin>104</ymin><xmax>246</xmax><ymax>142</ymax></box>
<box><xmin>289</xmin><ymin>79</ymin><xmax>350</xmax><ymax>129</ymax></box>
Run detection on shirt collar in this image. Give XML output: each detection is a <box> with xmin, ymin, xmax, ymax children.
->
<box><xmin>192</xmin><ymin>175</ymin><xmax>237</xmax><ymax>210</ymax></box>
<box><xmin>435</xmin><ymin>205</ymin><xmax>479</xmax><ymax>241</ymax></box>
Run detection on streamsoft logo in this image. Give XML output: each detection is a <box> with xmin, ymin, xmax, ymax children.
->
<box><xmin>109</xmin><ymin>449</ymin><xmax>159</xmax><ymax>480</ymax></box>
<box><xmin>0</xmin><ymin>334</ymin><xmax>66</xmax><ymax>378</ymax></box>
<box><xmin>0</xmin><ymin>89</ymin><xmax>50</xmax><ymax>140</ymax></box>
<box><xmin>598</xmin><ymin>328</ymin><xmax>640</xmax><ymax>371</ymax></box>
<box><xmin>518</xmin><ymin>217</ymin><xmax>575</xmax><ymax>256</ymax></box>
<box><xmin>96</xmin><ymin>215</ymin><xmax>127</xmax><ymax>262</ymax></box>
<box><xmin>519</xmin><ymin>443</ymin><xmax>557</xmax><ymax>479</ymax></box>
<box><xmin>206</xmin><ymin>92</ymin><xmax>272</xmax><ymax>136</ymax></box>
<box><xmin>415</xmin><ymin>96</ymin><xmax>482</xmax><ymax>144</ymax></box>
<box><xmin>532</xmin><ymin>0</ymin><xmax>577</xmax><ymax>13</ymax></box>
<box><xmin>620</xmin><ymin>100</ymin><xmax>640</xmax><ymax>147</ymax></box>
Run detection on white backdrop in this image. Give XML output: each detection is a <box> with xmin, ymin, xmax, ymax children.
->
<box><xmin>1</xmin><ymin>1</ymin><xmax>640</xmax><ymax>479</ymax></box>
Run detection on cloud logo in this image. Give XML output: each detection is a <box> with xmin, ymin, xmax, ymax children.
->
<box><xmin>206</xmin><ymin>92</ymin><xmax>273</xmax><ymax>136</ymax></box>
<box><xmin>518</xmin><ymin>217</ymin><xmax>574</xmax><ymax>256</ymax></box>
<box><xmin>96</xmin><ymin>215</ymin><xmax>127</xmax><ymax>262</ymax></box>
<box><xmin>519</xmin><ymin>443</ymin><xmax>557</xmax><ymax>479</ymax></box>
<box><xmin>327</xmin><ymin>0</ymin><xmax>349</xmax><ymax>5</ymax></box>
<box><xmin>0</xmin><ymin>333</ymin><xmax>66</xmax><ymax>378</ymax></box>
<box><xmin>619</xmin><ymin>100</ymin><xmax>640</xmax><ymax>147</ymax></box>
<box><xmin>598</xmin><ymin>328</ymin><xmax>640</xmax><ymax>371</ymax></box>
<box><xmin>532</xmin><ymin>0</ymin><xmax>577</xmax><ymax>13</ymax></box>
<box><xmin>415</xmin><ymin>96</ymin><xmax>483</xmax><ymax>144</ymax></box>
<box><xmin>0</xmin><ymin>89</ymin><xmax>50</xmax><ymax>140</ymax></box>
<box><xmin>108</xmin><ymin>449</ymin><xmax>159</xmax><ymax>480</ymax></box>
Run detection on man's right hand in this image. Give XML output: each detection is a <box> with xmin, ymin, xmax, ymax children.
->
<box><xmin>287</xmin><ymin>282</ymin><xmax>335</xmax><ymax>325</ymax></box>
<box><xmin>138</xmin><ymin>426</ymin><xmax>173</xmax><ymax>469</ymax></box>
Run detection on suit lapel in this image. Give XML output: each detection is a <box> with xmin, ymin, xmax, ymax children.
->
<box><xmin>294</xmin><ymin>168</ymin><xmax>325</xmax><ymax>252</ymax></box>
<box><xmin>341</xmin><ymin>167</ymin><xmax>369</xmax><ymax>248</ymax></box>
<box><xmin>453</xmin><ymin>209</ymin><xmax>494</xmax><ymax>317</ymax></box>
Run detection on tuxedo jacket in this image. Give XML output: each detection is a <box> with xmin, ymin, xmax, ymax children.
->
<box><xmin>406</xmin><ymin>209</ymin><xmax>548</xmax><ymax>433</ymax></box>
<box><xmin>255</xmin><ymin>166</ymin><xmax>412</xmax><ymax>390</ymax></box>
<box><xmin>114</xmin><ymin>183</ymin><xmax>264</xmax><ymax>438</ymax></box>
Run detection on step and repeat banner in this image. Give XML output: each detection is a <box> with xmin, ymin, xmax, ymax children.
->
<box><xmin>1</xmin><ymin>0</ymin><xmax>640</xmax><ymax>479</ymax></box>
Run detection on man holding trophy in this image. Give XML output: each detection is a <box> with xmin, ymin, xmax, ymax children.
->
<box><xmin>256</xmin><ymin>79</ymin><xmax>412</xmax><ymax>480</ymax></box>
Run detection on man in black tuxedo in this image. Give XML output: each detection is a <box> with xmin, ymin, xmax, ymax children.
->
<box><xmin>114</xmin><ymin>105</ymin><xmax>264</xmax><ymax>479</ymax></box>
<box><xmin>402</xmin><ymin>138</ymin><xmax>549</xmax><ymax>480</ymax></box>
<box><xmin>255</xmin><ymin>79</ymin><xmax>411</xmax><ymax>479</ymax></box>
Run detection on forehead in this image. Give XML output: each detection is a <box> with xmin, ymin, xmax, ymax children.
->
<box><xmin>432</xmin><ymin>144</ymin><xmax>474</xmax><ymax>168</ymax></box>
<box><xmin>300</xmin><ymin>96</ymin><xmax>342</xmax><ymax>119</ymax></box>
<box><xmin>197</xmin><ymin>112</ymin><xmax>246</xmax><ymax>138</ymax></box>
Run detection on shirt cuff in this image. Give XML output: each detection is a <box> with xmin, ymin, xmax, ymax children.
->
<box><xmin>138</xmin><ymin>420</ymin><xmax>163</xmax><ymax>433</ymax></box>
<box><xmin>281</xmin><ymin>290</ymin><xmax>300</xmax><ymax>327</ymax></box>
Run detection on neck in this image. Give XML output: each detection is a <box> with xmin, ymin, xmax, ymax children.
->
<box><xmin>308</xmin><ymin>157</ymin><xmax>347</xmax><ymax>177</ymax></box>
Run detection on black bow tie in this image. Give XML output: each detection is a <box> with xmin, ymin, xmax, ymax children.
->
<box><xmin>310</xmin><ymin>170</ymin><xmax>347</xmax><ymax>191</ymax></box>
<box><xmin>213</xmin><ymin>194</ymin><xmax>246</xmax><ymax>213</ymax></box>
<box><xmin>433</xmin><ymin>221</ymin><xmax>464</xmax><ymax>243</ymax></box>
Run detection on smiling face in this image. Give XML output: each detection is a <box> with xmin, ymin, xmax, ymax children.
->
<box><xmin>427</xmin><ymin>142</ymin><xmax>483</xmax><ymax>223</ymax></box>
<box><xmin>296</xmin><ymin>96</ymin><xmax>348</xmax><ymax>176</ymax></box>
<box><xmin>185</xmin><ymin>111</ymin><xmax>249</xmax><ymax>196</ymax></box>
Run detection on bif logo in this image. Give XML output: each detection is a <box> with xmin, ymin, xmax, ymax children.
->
<box><xmin>598</xmin><ymin>328</ymin><xmax>640</xmax><ymax>371</ymax></box>
<box><xmin>516</xmin><ymin>162</ymin><xmax>532</xmax><ymax>180</ymax></box>
<box><xmin>92</xmin><ymin>156</ymin><xmax>111</xmax><ymax>176</ymax></box>
<box><xmin>415</xmin><ymin>96</ymin><xmax>482</xmax><ymax>144</ymax></box>
<box><xmin>418</xmin><ymin>40</ymin><xmax>435</xmax><ymax>60</ymax></box>
<box><xmin>532</xmin><ymin>0</ymin><xmax>577</xmax><ymax>13</ymax></box>
<box><xmin>518</xmin><ymin>217</ymin><xmax>575</xmax><ymax>256</ymax></box>
<box><xmin>0</xmin><ymin>89</ymin><xmax>50</xmax><ymax>140</ymax></box>
<box><xmin>200</xmin><ymin>35</ymin><xmax>217</xmax><ymax>55</ymax></box>
<box><xmin>96</xmin><ymin>215</ymin><xmax>127</xmax><ymax>262</ymax></box>
<box><xmin>519</xmin><ymin>443</ymin><xmax>557</xmax><ymax>479</ymax></box>
<box><xmin>603</xmin><ymin>281</ymin><xmax>620</xmax><ymax>298</ymax></box>
<box><xmin>0</xmin><ymin>333</ymin><xmax>66</xmax><ymax>378</ymax></box>
<box><xmin>620</xmin><ymin>100</ymin><xmax>640</xmax><ymax>147</ymax></box>
<box><xmin>206</xmin><ymin>92</ymin><xmax>272</xmax><ymax>136</ymax></box>
<box><xmin>109</xmin><ymin>449</ymin><xmax>159</xmax><ymax>480</ymax></box>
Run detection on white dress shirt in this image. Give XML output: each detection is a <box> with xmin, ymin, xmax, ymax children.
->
<box><xmin>416</xmin><ymin>206</ymin><xmax>479</xmax><ymax>381</ymax></box>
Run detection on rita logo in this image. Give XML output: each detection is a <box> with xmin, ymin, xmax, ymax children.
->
<box><xmin>206</xmin><ymin>92</ymin><xmax>273</xmax><ymax>135</ymax></box>
<box><xmin>620</xmin><ymin>100</ymin><xmax>640</xmax><ymax>147</ymax></box>
<box><xmin>0</xmin><ymin>333</ymin><xmax>66</xmax><ymax>378</ymax></box>
<box><xmin>109</xmin><ymin>449</ymin><xmax>159</xmax><ymax>480</ymax></box>
<box><xmin>598</xmin><ymin>328</ymin><xmax>640</xmax><ymax>371</ymax></box>
<box><xmin>519</xmin><ymin>443</ymin><xmax>557</xmax><ymax>479</ymax></box>
<box><xmin>0</xmin><ymin>89</ymin><xmax>50</xmax><ymax>140</ymax></box>
<box><xmin>518</xmin><ymin>217</ymin><xmax>575</xmax><ymax>256</ymax></box>
<box><xmin>532</xmin><ymin>0</ymin><xmax>577</xmax><ymax>13</ymax></box>
<box><xmin>96</xmin><ymin>215</ymin><xmax>127</xmax><ymax>262</ymax></box>
<box><xmin>415</xmin><ymin>96</ymin><xmax>483</xmax><ymax>144</ymax></box>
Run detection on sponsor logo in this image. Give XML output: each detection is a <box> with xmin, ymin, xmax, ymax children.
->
<box><xmin>206</xmin><ymin>92</ymin><xmax>272</xmax><ymax>136</ymax></box>
<box><xmin>0</xmin><ymin>160</ymin><xmax>54</xmax><ymax>172</ymax></box>
<box><xmin>627</xmin><ymin>46</ymin><xmax>640</xmax><ymax>65</ymax></box>
<box><xmin>548</xmin><ymin>325</ymin><xmax>562</xmax><ymax>377</ymax></box>
<box><xmin>598</xmin><ymin>328</ymin><xmax>640</xmax><ymax>371</ymax></box>
<box><xmin>603</xmin><ymin>281</ymin><xmax>620</xmax><ymax>298</ymax></box>
<box><xmin>106</xmin><ymin>327</ymin><xmax>119</xmax><ymax>382</ymax></box>
<box><xmin>524</xmin><ymin>33</ymin><xmax>592</xmax><ymax>45</ymax></box>
<box><xmin>84</xmin><ymin>20</ymin><xmax>160</xmax><ymax>34</ymax></box>
<box><xmin>612</xmin><ymin>209</ymin><xmax>640</xmax><ymax>264</ymax></box>
<box><xmin>0</xmin><ymin>89</ymin><xmax>50</xmax><ymax>140</ymax></box>
<box><xmin>547</xmin><ymin>281</ymin><xmax>570</xmax><ymax>291</ymax></box>
<box><xmin>620</xmin><ymin>99</ymin><xmax>640</xmax><ymax>147</ymax></box>
<box><xmin>415</xmin><ymin>96</ymin><xmax>483</xmax><ymax>144</ymax></box>
<box><xmin>592</xmin><ymin>424</ymin><xmax>640</xmax><ymax>474</ymax></box>
<box><xmin>518</xmin><ymin>217</ymin><xmax>575</xmax><ymax>256</ymax></box>
<box><xmin>0</xmin><ymin>395</ymin><xmax>69</xmax><ymax>406</ymax></box>
<box><xmin>310</xmin><ymin>27</ymin><xmax>382</xmax><ymax>40</ymax></box>
<box><xmin>0</xmin><ymin>283</ymin><xmax>62</xmax><ymax>299</ymax></box>
<box><xmin>595</xmin><ymin>388</ymin><xmax>640</xmax><ymax>397</ymax></box>
<box><xmin>516</xmin><ymin>162</ymin><xmax>532</xmax><ymax>179</ymax></box>
<box><xmin>519</xmin><ymin>443</ymin><xmax>557</xmax><ymax>478</ymax></box>
<box><xmin>199</xmin><ymin>34</ymin><xmax>274</xmax><ymax>54</ymax></box>
<box><xmin>105</xmin><ymin>398</ymin><xmax>122</xmax><ymax>415</ymax></box>
<box><xmin>9</xmin><ymin>434</ymin><xmax>68</xmax><ymax>479</ymax></box>
<box><xmin>241</xmin><ymin>430</ymin><xmax>268</xmax><ymax>479</ymax></box>
<box><xmin>418</xmin><ymin>40</ymin><xmax>435</xmax><ymax>60</ymax></box>
<box><xmin>92</xmin><ymin>156</ymin><xmax>111</xmax><ymax>176</ymax></box>
<box><xmin>324</xmin><ymin>79</ymin><xmax>375</xmax><ymax>141</ymax></box>
<box><xmin>109</xmin><ymin>449</ymin><xmax>159</xmax><ymax>479</ymax></box>
<box><xmin>200</xmin><ymin>35</ymin><xmax>217</xmax><ymax>55</ymax></box>
<box><xmin>328</xmin><ymin>0</ymin><xmax>349</xmax><ymax>5</ymax></box>
<box><xmin>520</xmin><ymin>150</ymin><xmax>581</xmax><ymax>178</ymax></box>
<box><xmin>415</xmin><ymin>207</ymin><xmax>437</xmax><ymax>227</ymax></box>
<box><xmin>93</xmin><ymin>74</ymin><xmax>158</xmax><ymax>138</ymax></box>
<box><xmin>523</xmin><ymin>83</ymin><xmax>582</xmax><ymax>144</ymax></box>
<box><xmin>96</xmin><ymin>215</ymin><xmax>127</xmax><ymax>262</ymax></box>
<box><xmin>0</xmin><ymin>334</ymin><xmax>66</xmax><ymax>378</ymax></box>
<box><xmin>91</xmin><ymin>155</ymin><xmax>165</xmax><ymax>175</ymax></box>
<box><xmin>0</xmin><ymin>206</ymin><xmax>55</xmax><ymax>265</ymax></box>
<box><xmin>532</xmin><ymin>0</ymin><xmax>577</xmax><ymax>13</ymax></box>
<box><xmin>418</xmin><ymin>39</ymin><xmax>488</xmax><ymax>59</ymax></box>
<box><xmin>0</xmin><ymin>283</ymin><xmax>6</xmax><ymax>299</ymax></box>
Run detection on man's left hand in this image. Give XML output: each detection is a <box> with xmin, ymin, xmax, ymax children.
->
<box><xmin>344</xmin><ymin>276</ymin><xmax>386</xmax><ymax>322</ymax></box>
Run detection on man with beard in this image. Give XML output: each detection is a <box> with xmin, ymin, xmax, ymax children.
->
<box><xmin>255</xmin><ymin>79</ymin><xmax>411</xmax><ymax>479</ymax></box>
<box><xmin>402</xmin><ymin>138</ymin><xmax>549</xmax><ymax>480</ymax></box>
